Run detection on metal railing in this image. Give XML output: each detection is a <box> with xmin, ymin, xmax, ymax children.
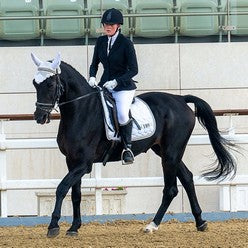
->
<box><xmin>1</xmin><ymin>109</ymin><xmax>248</xmax><ymax>121</ymax></box>
<box><xmin>0</xmin><ymin>0</ymin><xmax>247</xmax><ymax>45</ymax></box>
<box><xmin>0</xmin><ymin>110</ymin><xmax>248</xmax><ymax>217</ymax></box>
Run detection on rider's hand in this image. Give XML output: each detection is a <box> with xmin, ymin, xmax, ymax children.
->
<box><xmin>88</xmin><ymin>77</ymin><xmax>97</xmax><ymax>87</ymax></box>
<box><xmin>103</xmin><ymin>79</ymin><xmax>117</xmax><ymax>91</ymax></box>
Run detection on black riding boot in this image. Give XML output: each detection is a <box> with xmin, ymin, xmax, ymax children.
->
<box><xmin>120</xmin><ymin>119</ymin><xmax>134</xmax><ymax>165</ymax></box>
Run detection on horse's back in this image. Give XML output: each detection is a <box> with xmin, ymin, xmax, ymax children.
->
<box><xmin>138</xmin><ymin>91</ymin><xmax>184</xmax><ymax>106</ymax></box>
<box><xmin>138</xmin><ymin>91</ymin><xmax>194</xmax><ymax>115</ymax></box>
<box><xmin>137</xmin><ymin>91</ymin><xmax>195</xmax><ymax>133</ymax></box>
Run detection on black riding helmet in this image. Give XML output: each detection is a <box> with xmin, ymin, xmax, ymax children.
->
<box><xmin>101</xmin><ymin>8</ymin><xmax>123</xmax><ymax>25</ymax></box>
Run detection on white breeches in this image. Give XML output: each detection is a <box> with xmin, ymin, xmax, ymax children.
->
<box><xmin>111</xmin><ymin>90</ymin><xmax>136</xmax><ymax>125</ymax></box>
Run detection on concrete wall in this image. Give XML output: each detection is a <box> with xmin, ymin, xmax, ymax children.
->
<box><xmin>1</xmin><ymin>42</ymin><xmax>248</xmax><ymax>216</ymax></box>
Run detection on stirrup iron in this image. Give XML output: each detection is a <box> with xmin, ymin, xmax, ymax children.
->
<box><xmin>121</xmin><ymin>148</ymin><xmax>134</xmax><ymax>165</ymax></box>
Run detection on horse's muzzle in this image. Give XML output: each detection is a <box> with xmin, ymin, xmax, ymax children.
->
<box><xmin>34</xmin><ymin>109</ymin><xmax>50</xmax><ymax>124</ymax></box>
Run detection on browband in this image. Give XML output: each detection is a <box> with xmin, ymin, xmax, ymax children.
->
<box><xmin>38</xmin><ymin>67</ymin><xmax>57</xmax><ymax>74</ymax></box>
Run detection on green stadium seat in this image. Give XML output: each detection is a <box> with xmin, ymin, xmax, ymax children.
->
<box><xmin>227</xmin><ymin>0</ymin><xmax>248</xmax><ymax>36</ymax></box>
<box><xmin>179</xmin><ymin>0</ymin><xmax>219</xmax><ymax>37</ymax></box>
<box><xmin>0</xmin><ymin>0</ymin><xmax>40</xmax><ymax>40</ymax></box>
<box><xmin>43</xmin><ymin>0</ymin><xmax>85</xmax><ymax>39</ymax></box>
<box><xmin>89</xmin><ymin>0</ymin><xmax>129</xmax><ymax>38</ymax></box>
<box><xmin>133</xmin><ymin>0</ymin><xmax>174</xmax><ymax>38</ymax></box>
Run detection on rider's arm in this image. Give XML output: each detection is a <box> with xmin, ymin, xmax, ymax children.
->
<box><xmin>115</xmin><ymin>39</ymin><xmax>138</xmax><ymax>85</ymax></box>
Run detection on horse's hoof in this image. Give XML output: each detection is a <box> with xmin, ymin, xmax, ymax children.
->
<box><xmin>144</xmin><ymin>221</ymin><xmax>159</xmax><ymax>233</ymax></box>
<box><xmin>66</xmin><ymin>230</ymin><xmax>78</xmax><ymax>237</ymax></box>
<box><xmin>197</xmin><ymin>221</ymin><xmax>208</xmax><ymax>232</ymax></box>
<box><xmin>47</xmin><ymin>227</ymin><xmax>60</xmax><ymax>238</ymax></box>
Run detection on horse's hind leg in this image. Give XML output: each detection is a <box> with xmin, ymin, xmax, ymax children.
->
<box><xmin>146</xmin><ymin>118</ymin><xmax>194</xmax><ymax>233</ymax></box>
<box><xmin>145</xmin><ymin>146</ymin><xmax>180</xmax><ymax>233</ymax></box>
<box><xmin>66</xmin><ymin>179</ymin><xmax>82</xmax><ymax>236</ymax></box>
<box><xmin>177</xmin><ymin>161</ymin><xmax>207</xmax><ymax>231</ymax></box>
<box><xmin>145</xmin><ymin>175</ymin><xmax>178</xmax><ymax>233</ymax></box>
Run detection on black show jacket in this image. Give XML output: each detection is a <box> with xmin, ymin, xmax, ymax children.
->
<box><xmin>89</xmin><ymin>33</ymin><xmax>138</xmax><ymax>91</ymax></box>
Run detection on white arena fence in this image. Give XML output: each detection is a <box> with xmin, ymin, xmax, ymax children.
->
<box><xmin>0</xmin><ymin>111</ymin><xmax>248</xmax><ymax>217</ymax></box>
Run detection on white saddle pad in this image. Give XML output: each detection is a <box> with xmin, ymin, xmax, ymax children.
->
<box><xmin>100</xmin><ymin>91</ymin><xmax>156</xmax><ymax>141</ymax></box>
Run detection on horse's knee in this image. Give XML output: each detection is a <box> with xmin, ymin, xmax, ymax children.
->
<box><xmin>163</xmin><ymin>186</ymin><xmax>178</xmax><ymax>199</ymax></box>
<box><xmin>56</xmin><ymin>184</ymin><xmax>68</xmax><ymax>199</ymax></box>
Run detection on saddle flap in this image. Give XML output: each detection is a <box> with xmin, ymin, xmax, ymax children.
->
<box><xmin>100</xmin><ymin>91</ymin><xmax>156</xmax><ymax>141</ymax></box>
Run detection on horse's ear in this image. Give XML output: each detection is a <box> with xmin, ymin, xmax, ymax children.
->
<box><xmin>51</xmin><ymin>53</ymin><xmax>61</xmax><ymax>69</ymax></box>
<box><xmin>31</xmin><ymin>53</ymin><xmax>42</xmax><ymax>67</ymax></box>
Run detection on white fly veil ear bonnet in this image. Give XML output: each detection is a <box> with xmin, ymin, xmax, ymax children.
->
<box><xmin>31</xmin><ymin>53</ymin><xmax>61</xmax><ymax>84</ymax></box>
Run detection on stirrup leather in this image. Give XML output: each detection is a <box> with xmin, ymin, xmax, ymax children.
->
<box><xmin>121</xmin><ymin>148</ymin><xmax>134</xmax><ymax>165</ymax></box>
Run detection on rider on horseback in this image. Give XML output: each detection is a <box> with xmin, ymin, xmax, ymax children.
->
<box><xmin>88</xmin><ymin>8</ymin><xmax>138</xmax><ymax>164</ymax></box>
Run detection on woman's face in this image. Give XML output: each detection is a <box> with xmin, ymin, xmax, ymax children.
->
<box><xmin>103</xmin><ymin>23</ymin><xmax>120</xmax><ymax>36</ymax></box>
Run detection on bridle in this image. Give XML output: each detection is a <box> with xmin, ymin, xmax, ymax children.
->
<box><xmin>35</xmin><ymin>67</ymin><xmax>64</xmax><ymax>113</ymax></box>
<box><xmin>35</xmin><ymin>68</ymin><xmax>98</xmax><ymax>114</ymax></box>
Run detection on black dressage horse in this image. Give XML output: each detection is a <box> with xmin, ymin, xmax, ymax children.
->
<box><xmin>31</xmin><ymin>54</ymin><xmax>236</xmax><ymax>237</ymax></box>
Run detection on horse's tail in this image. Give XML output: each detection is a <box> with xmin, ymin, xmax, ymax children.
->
<box><xmin>183</xmin><ymin>94</ymin><xmax>237</xmax><ymax>181</ymax></box>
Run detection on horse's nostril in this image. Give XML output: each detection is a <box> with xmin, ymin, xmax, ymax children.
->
<box><xmin>34</xmin><ymin>110</ymin><xmax>48</xmax><ymax>124</ymax></box>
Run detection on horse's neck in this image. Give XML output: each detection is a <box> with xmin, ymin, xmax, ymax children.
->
<box><xmin>61</xmin><ymin>73</ymin><xmax>91</xmax><ymax>100</ymax></box>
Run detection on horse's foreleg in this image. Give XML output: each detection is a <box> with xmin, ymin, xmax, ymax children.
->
<box><xmin>177</xmin><ymin>161</ymin><xmax>207</xmax><ymax>231</ymax></box>
<box><xmin>66</xmin><ymin>179</ymin><xmax>82</xmax><ymax>236</ymax></box>
<box><xmin>47</xmin><ymin>166</ymin><xmax>88</xmax><ymax>238</ymax></box>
